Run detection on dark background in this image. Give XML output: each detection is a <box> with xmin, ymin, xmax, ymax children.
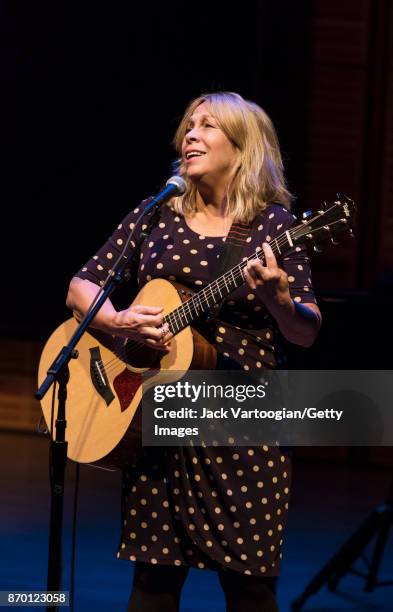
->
<box><xmin>1</xmin><ymin>3</ymin><xmax>392</xmax><ymax>608</ymax></box>
<box><xmin>3</xmin><ymin>0</ymin><xmax>392</xmax><ymax>352</ymax></box>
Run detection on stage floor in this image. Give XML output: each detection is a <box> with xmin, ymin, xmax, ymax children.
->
<box><xmin>1</xmin><ymin>430</ymin><xmax>392</xmax><ymax>611</ymax></box>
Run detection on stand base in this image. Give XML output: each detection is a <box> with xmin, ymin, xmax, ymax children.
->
<box><xmin>291</xmin><ymin>502</ymin><xmax>393</xmax><ymax>610</ymax></box>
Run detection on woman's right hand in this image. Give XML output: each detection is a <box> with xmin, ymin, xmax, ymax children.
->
<box><xmin>66</xmin><ymin>278</ymin><xmax>172</xmax><ymax>352</ymax></box>
<box><xmin>110</xmin><ymin>305</ymin><xmax>173</xmax><ymax>352</ymax></box>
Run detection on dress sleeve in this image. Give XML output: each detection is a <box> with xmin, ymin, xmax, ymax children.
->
<box><xmin>261</xmin><ymin>206</ymin><xmax>318</xmax><ymax>306</ymax></box>
<box><xmin>73</xmin><ymin>200</ymin><xmax>151</xmax><ymax>286</ymax></box>
<box><xmin>281</xmin><ymin>243</ymin><xmax>317</xmax><ymax>306</ymax></box>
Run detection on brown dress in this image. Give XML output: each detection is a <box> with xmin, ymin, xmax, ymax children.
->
<box><xmin>75</xmin><ymin>200</ymin><xmax>317</xmax><ymax>577</ymax></box>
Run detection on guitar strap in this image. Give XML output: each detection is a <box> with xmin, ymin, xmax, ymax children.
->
<box><xmin>129</xmin><ymin>209</ymin><xmax>252</xmax><ymax>319</ymax></box>
<box><xmin>206</xmin><ymin>218</ymin><xmax>280</xmax><ymax>368</ymax></box>
<box><xmin>208</xmin><ymin>220</ymin><xmax>252</xmax><ymax>318</ymax></box>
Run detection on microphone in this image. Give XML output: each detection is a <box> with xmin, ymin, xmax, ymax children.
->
<box><xmin>146</xmin><ymin>176</ymin><xmax>187</xmax><ymax>211</ymax></box>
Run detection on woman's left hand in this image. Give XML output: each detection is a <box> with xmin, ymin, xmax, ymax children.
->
<box><xmin>243</xmin><ymin>242</ymin><xmax>291</xmax><ymax>306</ymax></box>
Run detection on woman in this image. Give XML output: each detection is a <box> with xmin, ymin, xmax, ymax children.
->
<box><xmin>67</xmin><ymin>92</ymin><xmax>321</xmax><ymax>611</ymax></box>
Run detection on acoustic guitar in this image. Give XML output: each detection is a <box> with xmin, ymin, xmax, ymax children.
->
<box><xmin>38</xmin><ymin>196</ymin><xmax>356</xmax><ymax>468</ymax></box>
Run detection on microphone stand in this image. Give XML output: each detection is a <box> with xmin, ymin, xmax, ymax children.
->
<box><xmin>35</xmin><ymin>201</ymin><xmax>162</xmax><ymax>612</ymax></box>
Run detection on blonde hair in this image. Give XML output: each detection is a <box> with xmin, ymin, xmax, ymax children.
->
<box><xmin>170</xmin><ymin>91</ymin><xmax>292</xmax><ymax>223</ymax></box>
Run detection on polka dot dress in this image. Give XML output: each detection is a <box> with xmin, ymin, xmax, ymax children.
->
<box><xmin>76</xmin><ymin>200</ymin><xmax>317</xmax><ymax>576</ymax></box>
<box><xmin>118</xmin><ymin>444</ymin><xmax>290</xmax><ymax>575</ymax></box>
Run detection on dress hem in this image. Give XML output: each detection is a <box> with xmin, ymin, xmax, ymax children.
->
<box><xmin>116</xmin><ymin>550</ymin><xmax>280</xmax><ymax>578</ymax></box>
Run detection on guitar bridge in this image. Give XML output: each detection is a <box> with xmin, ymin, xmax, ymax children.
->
<box><xmin>89</xmin><ymin>347</ymin><xmax>115</xmax><ymax>406</ymax></box>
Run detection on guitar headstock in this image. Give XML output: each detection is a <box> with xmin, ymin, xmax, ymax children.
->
<box><xmin>290</xmin><ymin>195</ymin><xmax>356</xmax><ymax>251</ymax></box>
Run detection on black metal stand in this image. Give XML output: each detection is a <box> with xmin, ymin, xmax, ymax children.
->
<box><xmin>46</xmin><ymin>364</ymin><xmax>71</xmax><ymax>602</ymax></box>
<box><xmin>35</xmin><ymin>200</ymin><xmax>163</xmax><ymax>611</ymax></box>
<box><xmin>291</xmin><ymin>474</ymin><xmax>393</xmax><ymax>610</ymax></box>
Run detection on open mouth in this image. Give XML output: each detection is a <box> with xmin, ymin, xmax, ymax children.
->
<box><xmin>185</xmin><ymin>151</ymin><xmax>206</xmax><ymax>160</ymax></box>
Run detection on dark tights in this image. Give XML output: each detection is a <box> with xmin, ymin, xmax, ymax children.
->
<box><xmin>127</xmin><ymin>562</ymin><xmax>278</xmax><ymax>612</ymax></box>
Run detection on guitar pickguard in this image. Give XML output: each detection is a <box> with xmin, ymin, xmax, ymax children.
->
<box><xmin>113</xmin><ymin>368</ymin><xmax>144</xmax><ymax>412</ymax></box>
<box><xmin>89</xmin><ymin>346</ymin><xmax>145</xmax><ymax>412</ymax></box>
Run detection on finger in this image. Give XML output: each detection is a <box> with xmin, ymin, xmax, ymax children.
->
<box><xmin>243</xmin><ymin>265</ymin><xmax>257</xmax><ymax>290</ymax></box>
<box><xmin>262</xmin><ymin>242</ymin><xmax>278</xmax><ymax>270</ymax></box>
<box><xmin>144</xmin><ymin>338</ymin><xmax>170</xmax><ymax>352</ymax></box>
<box><xmin>246</xmin><ymin>260</ymin><xmax>265</xmax><ymax>286</ymax></box>
<box><xmin>248</xmin><ymin>258</ymin><xmax>266</xmax><ymax>277</ymax></box>
<box><xmin>133</xmin><ymin>313</ymin><xmax>165</xmax><ymax>327</ymax></box>
<box><xmin>138</xmin><ymin>326</ymin><xmax>165</xmax><ymax>341</ymax></box>
<box><xmin>132</xmin><ymin>305</ymin><xmax>164</xmax><ymax>314</ymax></box>
<box><xmin>157</xmin><ymin>326</ymin><xmax>174</xmax><ymax>346</ymax></box>
<box><xmin>143</xmin><ymin>323</ymin><xmax>172</xmax><ymax>343</ymax></box>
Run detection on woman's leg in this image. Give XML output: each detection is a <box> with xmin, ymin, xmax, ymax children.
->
<box><xmin>127</xmin><ymin>561</ymin><xmax>189</xmax><ymax>612</ymax></box>
<box><xmin>218</xmin><ymin>567</ymin><xmax>279</xmax><ymax>612</ymax></box>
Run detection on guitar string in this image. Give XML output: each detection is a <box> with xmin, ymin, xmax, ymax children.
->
<box><xmin>98</xmin><ymin>242</ymin><xmax>286</xmax><ymax>376</ymax></box>
<box><xmin>98</xmin><ymin>215</ymin><xmax>348</xmax><ymax>376</ymax></box>
<box><xmin>156</xmin><ymin>209</ymin><xmax>347</xmax><ymax>335</ymax></box>
<box><xmin>181</xmin><ymin>212</ymin><xmax>350</xmax><ymax>331</ymax></box>
<box><xmin>98</xmin><ymin>232</ymin><xmax>290</xmax><ymax>375</ymax></box>
<box><xmin>97</xmin><ymin>215</ymin><xmax>348</xmax><ymax>376</ymax></box>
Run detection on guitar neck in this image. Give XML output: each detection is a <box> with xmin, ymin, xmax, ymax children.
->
<box><xmin>161</xmin><ymin>195</ymin><xmax>356</xmax><ymax>335</ymax></box>
<box><xmin>163</xmin><ymin>230</ymin><xmax>294</xmax><ymax>334</ymax></box>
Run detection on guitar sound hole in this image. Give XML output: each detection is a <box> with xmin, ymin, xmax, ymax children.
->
<box><xmin>117</xmin><ymin>338</ymin><xmax>162</xmax><ymax>369</ymax></box>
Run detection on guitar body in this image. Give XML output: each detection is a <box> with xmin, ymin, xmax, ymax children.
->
<box><xmin>38</xmin><ymin>197</ymin><xmax>356</xmax><ymax>469</ymax></box>
<box><xmin>38</xmin><ymin>279</ymin><xmax>217</xmax><ymax>469</ymax></box>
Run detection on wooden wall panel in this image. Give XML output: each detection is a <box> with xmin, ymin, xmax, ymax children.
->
<box><xmin>302</xmin><ymin>0</ymin><xmax>393</xmax><ymax>290</ymax></box>
<box><xmin>0</xmin><ymin>340</ymin><xmax>43</xmax><ymax>433</ymax></box>
<box><xmin>302</xmin><ymin>1</ymin><xmax>371</xmax><ymax>289</ymax></box>
<box><xmin>377</xmin><ymin>5</ymin><xmax>393</xmax><ymax>280</ymax></box>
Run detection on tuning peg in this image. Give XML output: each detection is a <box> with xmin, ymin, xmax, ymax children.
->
<box><xmin>349</xmin><ymin>229</ymin><xmax>355</xmax><ymax>238</ymax></box>
<box><xmin>302</xmin><ymin>210</ymin><xmax>312</xmax><ymax>220</ymax></box>
<box><xmin>330</xmin><ymin>237</ymin><xmax>339</xmax><ymax>246</ymax></box>
<box><xmin>313</xmin><ymin>245</ymin><xmax>323</xmax><ymax>253</ymax></box>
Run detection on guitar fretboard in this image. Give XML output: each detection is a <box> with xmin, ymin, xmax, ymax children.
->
<box><xmin>163</xmin><ymin>231</ymin><xmax>294</xmax><ymax>334</ymax></box>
